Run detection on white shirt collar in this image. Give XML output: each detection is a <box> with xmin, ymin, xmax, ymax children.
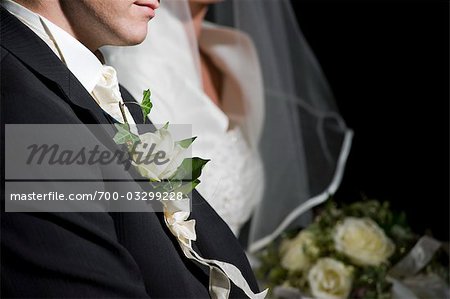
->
<box><xmin>40</xmin><ymin>18</ymin><xmax>103</xmax><ymax>93</ymax></box>
<box><xmin>1</xmin><ymin>0</ymin><xmax>103</xmax><ymax>93</ymax></box>
<box><xmin>1</xmin><ymin>0</ymin><xmax>38</xmax><ymax>27</ymax></box>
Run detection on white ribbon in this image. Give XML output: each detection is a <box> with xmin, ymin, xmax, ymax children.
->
<box><xmin>163</xmin><ymin>200</ymin><xmax>268</xmax><ymax>299</ymax></box>
<box><xmin>388</xmin><ymin>236</ymin><xmax>449</xmax><ymax>299</ymax></box>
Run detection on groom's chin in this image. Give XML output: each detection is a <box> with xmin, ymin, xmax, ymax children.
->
<box><xmin>126</xmin><ymin>31</ymin><xmax>148</xmax><ymax>46</ymax></box>
<box><xmin>114</xmin><ymin>26</ymin><xmax>149</xmax><ymax>47</ymax></box>
<box><xmin>108</xmin><ymin>17</ymin><xmax>152</xmax><ymax>47</ymax></box>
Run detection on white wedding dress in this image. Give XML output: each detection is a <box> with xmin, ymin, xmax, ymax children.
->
<box><xmin>103</xmin><ymin>7</ymin><xmax>265</xmax><ymax>235</ymax></box>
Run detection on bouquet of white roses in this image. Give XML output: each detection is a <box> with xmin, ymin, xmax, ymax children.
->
<box><xmin>256</xmin><ymin>199</ymin><xmax>449</xmax><ymax>299</ymax></box>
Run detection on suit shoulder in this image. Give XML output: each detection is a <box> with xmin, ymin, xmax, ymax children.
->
<box><xmin>0</xmin><ymin>53</ymin><xmax>80</xmax><ymax>124</ymax></box>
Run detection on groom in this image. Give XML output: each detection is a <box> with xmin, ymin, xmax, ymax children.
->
<box><xmin>0</xmin><ymin>0</ymin><xmax>260</xmax><ymax>298</ymax></box>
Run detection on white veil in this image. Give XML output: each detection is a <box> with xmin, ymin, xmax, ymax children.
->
<box><xmin>210</xmin><ymin>0</ymin><xmax>353</xmax><ymax>252</ymax></box>
<box><xmin>102</xmin><ymin>0</ymin><xmax>353</xmax><ymax>253</ymax></box>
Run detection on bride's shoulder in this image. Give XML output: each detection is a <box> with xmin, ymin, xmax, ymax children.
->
<box><xmin>202</xmin><ymin>21</ymin><xmax>255</xmax><ymax>48</ymax></box>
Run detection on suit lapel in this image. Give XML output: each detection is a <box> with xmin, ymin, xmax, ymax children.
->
<box><xmin>0</xmin><ymin>7</ymin><xmax>109</xmax><ymax>125</ymax></box>
<box><xmin>119</xmin><ymin>86</ymin><xmax>146</xmax><ymax>124</ymax></box>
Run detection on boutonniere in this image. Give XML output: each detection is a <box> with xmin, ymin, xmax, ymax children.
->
<box><xmin>113</xmin><ymin>90</ymin><xmax>268</xmax><ymax>299</ymax></box>
<box><xmin>114</xmin><ymin>89</ymin><xmax>208</xmax><ymax>195</ymax></box>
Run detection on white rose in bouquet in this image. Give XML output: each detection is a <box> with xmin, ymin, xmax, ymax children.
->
<box><xmin>334</xmin><ymin>217</ymin><xmax>395</xmax><ymax>266</ymax></box>
<box><xmin>132</xmin><ymin>127</ymin><xmax>188</xmax><ymax>181</ymax></box>
<box><xmin>308</xmin><ymin>258</ymin><xmax>353</xmax><ymax>299</ymax></box>
<box><xmin>280</xmin><ymin>230</ymin><xmax>319</xmax><ymax>272</ymax></box>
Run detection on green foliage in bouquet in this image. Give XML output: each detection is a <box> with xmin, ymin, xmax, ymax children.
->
<box><xmin>256</xmin><ymin>197</ymin><xmax>448</xmax><ymax>299</ymax></box>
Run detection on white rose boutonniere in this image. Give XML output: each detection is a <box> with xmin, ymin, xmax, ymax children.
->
<box><xmin>131</xmin><ymin>125</ymin><xmax>190</xmax><ymax>181</ymax></box>
<box><xmin>334</xmin><ymin>217</ymin><xmax>395</xmax><ymax>266</ymax></box>
<box><xmin>308</xmin><ymin>258</ymin><xmax>353</xmax><ymax>299</ymax></box>
<box><xmin>280</xmin><ymin>230</ymin><xmax>319</xmax><ymax>272</ymax></box>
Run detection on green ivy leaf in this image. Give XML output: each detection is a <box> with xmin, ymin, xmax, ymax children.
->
<box><xmin>173</xmin><ymin>179</ymin><xmax>201</xmax><ymax>195</ymax></box>
<box><xmin>176</xmin><ymin>136</ymin><xmax>197</xmax><ymax>149</ymax></box>
<box><xmin>170</xmin><ymin>157</ymin><xmax>209</xmax><ymax>183</ymax></box>
<box><xmin>113</xmin><ymin>123</ymin><xmax>140</xmax><ymax>146</ymax></box>
<box><xmin>141</xmin><ymin>89</ymin><xmax>153</xmax><ymax>121</ymax></box>
<box><xmin>147</xmin><ymin>179</ymin><xmax>200</xmax><ymax>196</ymax></box>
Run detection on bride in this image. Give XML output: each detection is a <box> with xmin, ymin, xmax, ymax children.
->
<box><xmin>104</xmin><ymin>0</ymin><xmax>352</xmax><ymax>252</ymax></box>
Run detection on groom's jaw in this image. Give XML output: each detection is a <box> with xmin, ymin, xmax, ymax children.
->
<box><xmin>16</xmin><ymin>0</ymin><xmax>159</xmax><ymax>52</ymax></box>
<box><xmin>61</xmin><ymin>0</ymin><xmax>160</xmax><ymax>49</ymax></box>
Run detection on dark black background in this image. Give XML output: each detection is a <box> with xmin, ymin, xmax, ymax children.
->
<box><xmin>291</xmin><ymin>0</ymin><xmax>449</xmax><ymax>240</ymax></box>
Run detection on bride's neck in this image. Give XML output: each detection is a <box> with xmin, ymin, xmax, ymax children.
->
<box><xmin>189</xmin><ymin>3</ymin><xmax>208</xmax><ymax>40</ymax></box>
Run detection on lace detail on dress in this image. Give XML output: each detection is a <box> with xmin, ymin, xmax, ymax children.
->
<box><xmin>196</xmin><ymin>127</ymin><xmax>264</xmax><ymax>235</ymax></box>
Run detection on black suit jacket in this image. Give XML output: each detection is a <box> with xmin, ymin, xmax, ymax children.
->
<box><xmin>0</xmin><ymin>7</ymin><xmax>259</xmax><ymax>298</ymax></box>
